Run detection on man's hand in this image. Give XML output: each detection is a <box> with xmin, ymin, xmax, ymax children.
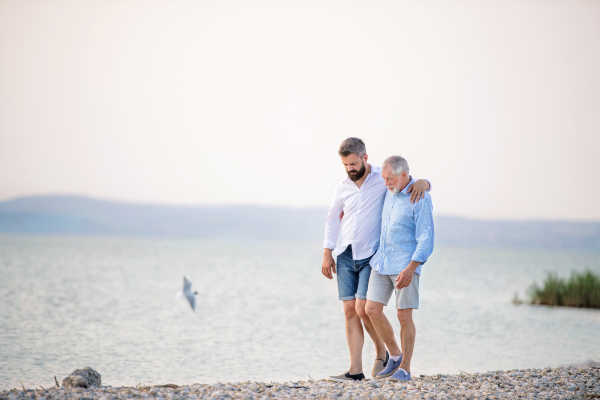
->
<box><xmin>407</xmin><ymin>179</ymin><xmax>430</xmax><ymax>204</ymax></box>
<box><xmin>395</xmin><ymin>261</ymin><xmax>420</xmax><ymax>289</ymax></box>
<box><xmin>339</xmin><ymin>211</ymin><xmax>344</xmax><ymax>220</ymax></box>
<box><xmin>322</xmin><ymin>249</ymin><xmax>336</xmax><ymax>279</ymax></box>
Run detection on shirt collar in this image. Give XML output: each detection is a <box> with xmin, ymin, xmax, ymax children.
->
<box><xmin>399</xmin><ymin>176</ymin><xmax>415</xmax><ymax>195</ymax></box>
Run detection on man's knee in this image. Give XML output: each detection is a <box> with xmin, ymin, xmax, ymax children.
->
<box><xmin>343</xmin><ymin>301</ymin><xmax>359</xmax><ymax>320</ymax></box>
<box><xmin>354</xmin><ymin>300</ymin><xmax>369</xmax><ymax>320</ymax></box>
<box><xmin>365</xmin><ymin>301</ymin><xmax>383</xmax><ymax>320</ymax></box>
<box><xmin>397</xmin><ymin>308</ymin><xmax>413</xmax><ymax>325</ymax></box>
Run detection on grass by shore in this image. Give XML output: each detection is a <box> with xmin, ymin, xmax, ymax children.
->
<box><xmin>521</xmin><ymin>270</ymin><xmax>600</xmax><ymax>308</ymax></box>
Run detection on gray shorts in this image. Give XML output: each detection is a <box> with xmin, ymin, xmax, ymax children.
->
<box><xmin>366</xmin><ymin>269</ymin><xmax>420</xmax><ymax>309</ymax></box>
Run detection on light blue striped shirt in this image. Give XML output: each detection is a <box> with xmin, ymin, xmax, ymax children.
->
<box><xmin>369</xmin><ymin>178</ymin><xmax>435</xmax><ymax>275</ymax></box>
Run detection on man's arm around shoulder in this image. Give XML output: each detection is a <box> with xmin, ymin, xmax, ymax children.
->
<box><xmin>407</xmin><ymin>179</ymin><xmax>432</xmax><ymax>204</ymax></box>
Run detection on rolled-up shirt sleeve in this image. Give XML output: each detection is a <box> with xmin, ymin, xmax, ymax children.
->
<box><xmin>323</xmin><ymin>184</ymin><xmax>343</xmax><ymax>250</ymax></box>
<box><xmin>411</xmin><ymin>196</ymin><xmax>435</xmax><ymax>263</ymax></box>
<box><xmin>425</xmin><ymin>179</ymin><xmax>432</xmax><ymax>192</ymax></box>
<box><xmin>411</xmin><ymin>177</ymin><xmax>432</xmax><ymax>192</ymax></box>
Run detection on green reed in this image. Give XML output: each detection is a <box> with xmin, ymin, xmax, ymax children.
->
<box><xmin>527</xmin><ymin>270</ymin><xmax>600</xmax><ymax>308</ymax></box>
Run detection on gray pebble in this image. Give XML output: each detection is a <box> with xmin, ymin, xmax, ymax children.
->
<box><xmin>2</xmin><ymin>366</ymin><xmax>599</xmax><ymax>400</ymax></box>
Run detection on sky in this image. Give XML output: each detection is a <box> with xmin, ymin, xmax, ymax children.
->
<box><xmin>0</xmin><ymin>0</ymin><xmax>599</xmax><ymax>221</ymax></box>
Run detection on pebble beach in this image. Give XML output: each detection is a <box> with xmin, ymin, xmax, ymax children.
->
<box><xmin>2</xmin><ymin>366</ymin><xmax>599</xmax><ymax>400</ymax></box>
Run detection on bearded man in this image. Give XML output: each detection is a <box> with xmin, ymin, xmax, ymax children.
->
<box><xmin>322</xmin><ymin>138</ymin><xmax>431</xmax><ymax>382</ymax></box>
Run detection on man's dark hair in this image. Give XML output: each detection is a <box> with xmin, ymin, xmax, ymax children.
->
<box><xmin>338</xmin><ymin>137</ymin><xmax>366</xmax><ymax>157</ymax></box>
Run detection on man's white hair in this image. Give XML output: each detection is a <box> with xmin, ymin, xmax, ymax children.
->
<box><xmin>383</xmin><ymin>155</ymin><xmax>409</xmax><ymax>176</ymax></box>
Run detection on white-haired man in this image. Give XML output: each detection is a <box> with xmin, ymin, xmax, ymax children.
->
<box><xmin>365</xmin><ymin>155</ymin><xmax>434</xmax><ymax>382</ymax></box>
<box><xmin>322</xmin><ymin>138</ymin><xmax>431</xmax><ymax>382</ymax></box>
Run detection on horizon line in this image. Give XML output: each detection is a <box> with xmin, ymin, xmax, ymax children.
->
<box><xmin>1</xmin><ymin>193</ymin><xmax>600</xmax><ymax>224</ymax></box>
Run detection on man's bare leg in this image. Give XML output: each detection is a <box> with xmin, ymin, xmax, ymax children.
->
<box><xmin>343</xmin><ymin>299</ymin><xmax>364</xmax><ymax>374</ymax></box>
<box><xmin>355</xmin><ymin>299</ymin><xmax>387</xmax><ymax>360</ymax></box>
<box><xmin>365</xmin><ymin>300</ymin><xmax>402</xmax><ymax>356</ymax></box>
<box><xmin>398</xmin><ymin>308</ymin><xmax>416</xmax><ymax>373</ymax></box>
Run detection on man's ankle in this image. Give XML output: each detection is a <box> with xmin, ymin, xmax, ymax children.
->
<box><xmin>388</xmin><ymin>346</ymin><xmax>402</xmax><ymax>356</ymax></box>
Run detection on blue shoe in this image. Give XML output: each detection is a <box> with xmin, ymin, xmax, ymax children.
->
<box><xmin>375</xmin><ymin>354</ymin><xmax>402</xmax><ymax>379</ymax></box>
<box><xmin>387</xmin><ymin>368</ymin><xmax>412</xmax><ymax>382</ymax></box>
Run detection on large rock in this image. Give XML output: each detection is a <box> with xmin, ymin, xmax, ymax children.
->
<box><xmin>62</xmin><ymin>367</ymin><xmax>102</xmax><ymax>388</ymax></box>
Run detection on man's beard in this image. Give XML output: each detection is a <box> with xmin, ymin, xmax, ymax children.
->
<box><xmin>347</xmin><ymin>162</ymin><xmax>366</xmax><ymax>181</ymax></box>
<box><xmin>387</xmin><ymin>185</ymin><xmax>399</xmax><ymax>194</ymax></box>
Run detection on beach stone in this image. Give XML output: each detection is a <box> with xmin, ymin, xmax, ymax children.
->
<box><xmin>2</xmin><ymin>365</ymin><xmax>598</xmax><ymax>400</ymax></box>
<box><xmin>62</xmin><ymin>367</ymin><xmax>102</xmax><ymax>389</ymax></box>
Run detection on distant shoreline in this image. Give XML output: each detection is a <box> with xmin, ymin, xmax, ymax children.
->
<box><xmin>2</xmin><ymin>195</ymin><xmax>600</xmax><ymax>249</ymax></box>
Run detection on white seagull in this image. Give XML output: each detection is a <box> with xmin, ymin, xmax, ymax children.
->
<box><xmin>177</xmin><ymin>275</ymin><xmax>198</xmax><ymax>312</ymax></box>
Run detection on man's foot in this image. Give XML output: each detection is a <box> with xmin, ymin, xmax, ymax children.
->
<box><xmin>327</xmin><ymin>372</ymin><xmax>366</xmax><ymax>382</ymax></box>
<box><xmin>375</xmin><ymin>354</ymin><xmax>402</xmax><ymax>379</ymax></box>
<box><xmin>387</xmin><ymin>368</ymin><xmax>411</xmax><ymax>382</ymax></box>
<box><xmin>371</xmin><ymin>351</ymin><xmax>389</xmax><ymax>377</ymax></box>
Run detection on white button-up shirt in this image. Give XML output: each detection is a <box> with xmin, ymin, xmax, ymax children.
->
<box><xmin>323</xmin><ymin>165</ymin><xmax>431</xmax><ymax>261</ymax></box>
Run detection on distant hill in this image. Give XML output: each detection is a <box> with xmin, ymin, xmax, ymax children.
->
<box><xmin>1</xmin><ymin>195</ymin><xmax>599</xmax><ymax>249</ymax></box>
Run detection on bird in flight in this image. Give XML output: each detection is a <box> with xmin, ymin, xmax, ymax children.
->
<box><xmin>178</xmin><ymin>275</ymin><xmax>198</xmax><ymax>312</ymax></box>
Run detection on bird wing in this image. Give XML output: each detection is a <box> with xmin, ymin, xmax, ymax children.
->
<box><xmin>185</xmin><ymin>291</ymin><xmax>196</xmax><ymax>312</ymax></box>
<box><xmin>183</xmin><ymin>276</ymin><xmax>193</xmax><ymax>293</ymax></box>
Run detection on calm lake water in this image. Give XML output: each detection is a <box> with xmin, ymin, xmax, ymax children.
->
<box><xmin>1</xmin><ymin>234</ymin><xmax>599</xmax><ymax>390</ymax></box>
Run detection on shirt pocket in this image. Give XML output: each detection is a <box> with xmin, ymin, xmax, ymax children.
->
<box><xmin>390</xmin><ymin>204</ymin><xmax>415</xmax><ymax>233</ymax></box>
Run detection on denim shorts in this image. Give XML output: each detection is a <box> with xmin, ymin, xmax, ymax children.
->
<box><xmin>336</xmin><ymin>245</ymin><xmax>374</xmax><ymax>301</ymax></box>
